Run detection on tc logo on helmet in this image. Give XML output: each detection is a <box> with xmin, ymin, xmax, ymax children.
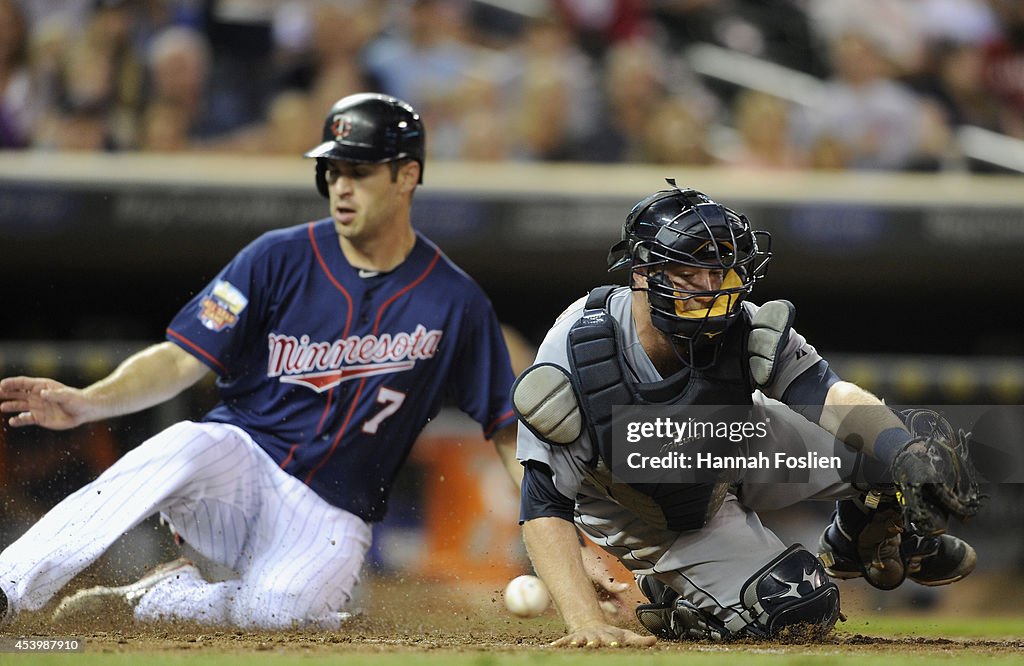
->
<box><xmin>331</xmin><ymin>115</ymin><xmax>353</xmax><ymax>141</ymax></box>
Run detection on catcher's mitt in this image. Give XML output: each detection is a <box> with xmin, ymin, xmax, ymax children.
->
<box><xmin>890</xmin><ymin>409</ymin><xmax>984</xmax><ymax>536</ymax></box>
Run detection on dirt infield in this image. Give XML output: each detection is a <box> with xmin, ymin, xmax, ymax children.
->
<box><xmin>5</xmin><ymin>574</ymin><xmax>1023</xmax><ymax>658</ymax></box>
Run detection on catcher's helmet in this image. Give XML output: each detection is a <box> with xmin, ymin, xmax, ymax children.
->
<box><xmin>608</xmin><ymin>180</ymin><xmax>771</xmax><ymax>359</ymax></box>
<box><xmin>304</xmin><ymin>92</ymin><xmax>425</xmax><ymax>197</ymax></box>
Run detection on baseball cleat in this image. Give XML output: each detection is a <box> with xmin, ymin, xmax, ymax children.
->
<box><xmin>635</xmin><ymin>576</ymin><xmax>726</xmax><ymax>641</ymax></box>
<box><xmin>902</xmin><ymin>534</ymin><xmax>977</xmax><ymax>586</ymax></box>
<box><xmin>52</xmin><ymin>557</ymin><xmax>198</xmax><ymax>623</ymax></box>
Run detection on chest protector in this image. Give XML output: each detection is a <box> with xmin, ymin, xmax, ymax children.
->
<box><xmin>567</xmin><ymin>286</ymin><xmax>754</xmax><ymax>532</ymax></box>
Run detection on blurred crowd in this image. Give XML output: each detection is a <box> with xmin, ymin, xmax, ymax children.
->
<box><xmin>2</xmin><ymin>0</ymin><xmax>1023</xmax><ymax>172</ymax></box>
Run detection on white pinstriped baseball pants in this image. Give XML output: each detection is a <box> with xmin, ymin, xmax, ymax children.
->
<box><xmin>0</xmin><ymin>421</ymin><xmax>371</xmax><ymax>628</ymax></box>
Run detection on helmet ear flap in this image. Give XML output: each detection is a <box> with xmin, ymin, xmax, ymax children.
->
<box><xmin>315</xmin><ymin>159</ymin><xmax>328</xmax><ymax>198</ymax></box>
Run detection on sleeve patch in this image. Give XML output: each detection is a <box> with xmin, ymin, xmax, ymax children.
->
<box><xmin>198</xmin><ymin>279</ymin><xmax>249</xmax><ymax>331</ymax></box>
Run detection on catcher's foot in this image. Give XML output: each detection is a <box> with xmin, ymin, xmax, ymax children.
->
<box><xmin>52</xmin><ymin>558</ymin><xmax>197</xmax><ymax>623</ymax></box>
<box><xmin>818</xmin><ymin>495</ymin><xmax>905</xmax><ymax>590</ymax></box>
<box><xmin>635</xmin><ymin>577</ymin><xmax>727</xmax><ymax>641</ymax></box>
<box><xmin>902</xmin><ymin>534</ymin><xmax>977</xmax><ymax>586</ymax></box>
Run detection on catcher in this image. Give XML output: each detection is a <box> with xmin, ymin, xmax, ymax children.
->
<box><xmin>511</xmin><ymin>183</ymin><xmax>983</xmax><ymax>647</ymax></box>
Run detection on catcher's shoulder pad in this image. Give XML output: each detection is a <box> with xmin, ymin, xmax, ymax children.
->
<box><xmin>512</xmin><ymin>363</ymin><xmax>582</xmax><ymax>446</ymax></box>
<box><xmin>747</xmin><ymin>299</ymin><xmax>795</xmax><ymax>389</ymax></box>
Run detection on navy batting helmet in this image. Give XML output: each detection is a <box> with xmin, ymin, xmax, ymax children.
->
<box><xmin>304</xmin><ymin>93</ymin><xmax>425</xmax><ymax>197</ymax></box>
<box><xmin>608</xmin><ymin>180</ymin><xmax>771</xmax><ymax>355</ymax></box>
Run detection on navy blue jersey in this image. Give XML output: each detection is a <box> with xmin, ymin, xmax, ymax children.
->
<box><xmin>167</xmin><ymin>219</ymin><xmax>516</xmax><ymax>521</ymax></box>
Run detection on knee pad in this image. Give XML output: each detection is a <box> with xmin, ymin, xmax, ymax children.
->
<box><xmin>730</xmin><ymin>544</ymin><xmax>840</xmax><ymax>639</ymax></box>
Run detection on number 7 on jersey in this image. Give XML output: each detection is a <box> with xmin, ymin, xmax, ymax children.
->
<box><xmin>362</xmin><ymin>387</ymin><xmax>406</xmax><ymax>434</ymax></box>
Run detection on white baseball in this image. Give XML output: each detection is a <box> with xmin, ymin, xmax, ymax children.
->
<box><xmin>503</xmin><ymin>574</ymin><xmax>550</xmax><ymax>618</ymax></box>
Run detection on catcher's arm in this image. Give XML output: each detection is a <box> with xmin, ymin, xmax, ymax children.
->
<box><xmin>0</xmin><ymin>342</ymin><xmax>209</xmax><ymax>430</ymax></box>
<box><xmin>819</xmin><ymin>381</ymin><xmax>913</xmax><ymax>464</ymax></box>
<box><xmin>524</xmin><ymin>517</ymin><xmax>655</xmax><ymax>648</ymax></box>
<box><xmin>817</xmin><ymin>382</ymin><xmax>982</xmax><ymax>534</ymax></box>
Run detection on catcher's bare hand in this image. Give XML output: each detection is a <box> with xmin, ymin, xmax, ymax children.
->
<box><xmin>0</xmin><ymin>377</ymin><xmax>90</xmax><ymax>430</ymax></box>
<box><xmin>552</xmin><ymin>622</ymin><xmax>656</xmax><ymax>649</ymax></box>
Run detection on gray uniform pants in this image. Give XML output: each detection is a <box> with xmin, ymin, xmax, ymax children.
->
<box><xmin>575</xmin><ymin>400</ymin><xmax>864</xmax><ymax>629</ymax></box>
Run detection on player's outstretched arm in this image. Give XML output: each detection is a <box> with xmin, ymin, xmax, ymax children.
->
<box><xmin>523</xmin><ymin>517</ymin><xmax>656</xmax><ymax>649</ymax></box>
<box><xmin>0</xmin><ymin>342</ymin><xmax>209</xmax><ymax>430</ymax></box>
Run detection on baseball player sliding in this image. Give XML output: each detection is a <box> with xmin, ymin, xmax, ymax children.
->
<box><xmin>0</xmin><ymin>93</ymin><xmax>520</xmax><ymax>629</ymax></box>
<box><xmin>511</xmin><ymin>184</ymin><xmax>981</xmax><ymax>647</ymax></box>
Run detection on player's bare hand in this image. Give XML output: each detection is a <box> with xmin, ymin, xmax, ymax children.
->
<box><xmin>0</xmin><ymin>377</ymin><xmax>90</xmax><ymax>430</ymax></box>
<box><xmin>553</xmin><ymin>623</ymin><xmax>656</xmax><ymax>649</ymax></box>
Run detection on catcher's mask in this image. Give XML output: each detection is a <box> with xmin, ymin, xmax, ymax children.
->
<box><xmin>304</xmin><ymin>92</ymin><xmax>425</xmax><ymax>197</ymax></box>
<box><xmin>608</xmin><ymin>180</ymin><xmax>772</xmax><ymax>364</ymax></box>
